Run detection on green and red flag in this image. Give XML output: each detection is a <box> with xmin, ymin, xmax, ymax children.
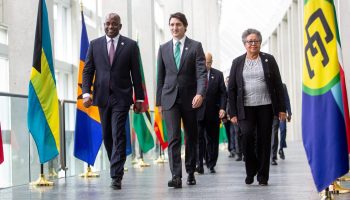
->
<box><xmin>132</xmin><ymin>45</ymin><xmax>154</xmax><ymax>153</ymax></box>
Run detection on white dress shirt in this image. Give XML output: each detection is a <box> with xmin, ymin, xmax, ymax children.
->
<box><xmin>172</xmin><ymin>36</ymin><xmax>186</xmax><ymax>57</ymax></box>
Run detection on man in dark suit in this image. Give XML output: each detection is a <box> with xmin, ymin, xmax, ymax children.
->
<box><xmin>271</xmin><ymin>83</ymin><xmax>292</xmax><ymax>165</ymax></box>
<box><xmin>156</xmin><ymin>12</ymin><xmax>206</xmax><ymax>188</ymax></box>
<box><xmin>82</xmin><ymin>13</ymin><xmax>144</xmax><ymax>190</ymax></box>
<box><xmin>196</xmin><ymin>53</ymin><xmax>227</xmax><ymax>174</ymax></box>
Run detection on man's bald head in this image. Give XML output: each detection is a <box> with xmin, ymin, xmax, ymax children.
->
<box><xmin>205</xmin><ymin>52</ymin><xmax>213</xmax><ymax>71</ymax></box>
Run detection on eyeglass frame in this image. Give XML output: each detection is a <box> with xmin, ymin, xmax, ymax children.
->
<box><xmin>244</xmin><ymin>40</ymin><xmax>261</xmax><ymax>45</ymax></box>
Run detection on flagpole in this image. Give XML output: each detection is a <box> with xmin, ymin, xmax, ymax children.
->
<box><xmin>137</xmin><ymin>147</ymin><xmax>150</xmax><ymax>168</ymax></box>
<box><xmin>79</xmin><ymin>164</ymin><xmax>100</xmax><ymax>178</ymax></box>
<box><xmin>31</xmin><ymin>164</ymin><xmax>54</xmax><ymax>186</ymax></box>
<box><xmin>155</xmin><ymin>145</ymin><xmax>167</xmax><ymax>163</ymax></box>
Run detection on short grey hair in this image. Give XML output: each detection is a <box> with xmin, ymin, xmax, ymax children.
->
<box><xmin>241</xmin><ymin>28</ymin><xmax>262</xmax><ymax>43</ymax></box>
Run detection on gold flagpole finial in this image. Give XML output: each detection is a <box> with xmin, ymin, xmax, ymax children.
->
<box><xmin>80</xmin><ymin>0</ymin><xmax>83</xmax><ymax>12</ymax></box>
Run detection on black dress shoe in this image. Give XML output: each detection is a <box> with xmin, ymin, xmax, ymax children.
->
<box><xmin>228</xmin><ymin>152</ymin><xmax>235</xmax><ymax>158</ymax></box>
<box><xmin>259</xmin><ymin>181</ymin><xmax>268</xmax><ymax>186</ymax></box>
<box><xmin>168</xmin><ymin>176</ymin><xmax>182</xmax><ymax>188</ymax></box>
<box><xmin>235</xmin><ymin>155</ymin><xmax>242</xmax><ymax>161</ymax></box>
<box><xmin>186</xmin><ymin>173</ymin><xmax>196</xmax><ymax>185</ymax></box>
<box><xmin>279</xmin><ymin>149</ymin><xmax>285</xmax><ymax>160</ymax></box>
<box><xmin>195</xmin><ymin>166</ymin><xmax>204</xmax><ymax>174</ymax></box>
<box><xmin>271</xmin><ymin>160</ymin><xmax>278</xmax><ymax>165</ymax></box>
<box><xmin>111</xmin><ymin>178</ymin><xmax>122</xmax><ymax>190</ymax></box>
<box><xmin>209</xmin><ymin>167</ymin><xmax>216</xmax><ymax>173</ymax></box>
<box><xmin>245</xmin><ymin>176</ymin><xmax>254</xmax><ymax>185</ymax></box>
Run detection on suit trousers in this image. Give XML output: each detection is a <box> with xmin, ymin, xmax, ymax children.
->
<box><xmin>233</xmin><ymin>124</ymin><xmax>242</xmax><ymax>155</ymax></box>
<box><xmin>271</xmin><ymin>116</ymin><xmax>279</xmax><ymax>160</ymax></box>
<box><xmin>98</xmin><ymin>99</ymin><xmax>129</xmax><ymax>180</ymax></box>
<box><xmin>163</xmin><ymin>101</ymin><xmax>198</xmax><ymax>178</ymax></box>
<box><xmin>197</xmin><ymin>118</ymin><xmax>220</xmax><ymax>169</ymax></box>
<box><xmin>224</xmin><ymin>121</ymin><xmax>235</xmax><ymax>153</ymax></box>
<box><xmin>239</xmin><ymin>105</ymin><xmax>273</xmax><ymax>183</ymax></box>
<box><xmin>279</xmin><ymin>120</ymin><xmax>287</xmax><ymax>149</ymax></box>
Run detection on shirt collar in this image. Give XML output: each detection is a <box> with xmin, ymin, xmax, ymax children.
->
<box><xmin>173</xmin><ymin>35</ymin><xmax>186</xmax><ymax>46</ymax></box>
<box><xmin>106</xmin><ymin>34</ymin><xmax>120</xmax><ymax>43</ymax></box>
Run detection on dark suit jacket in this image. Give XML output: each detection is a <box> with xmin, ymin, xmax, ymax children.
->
<box><xmin>156</xmin><ymin>37</ymin><xmax>207</xmax><ymax>111</ymax></box>
<box><xmin>228</xmin><ymin>52</ymin><xmax>285</xmax><ymax>120</ymax></box>
<box><xmin>197</xmin><ymin>68</ymin><xmax>227</xmax><ymax>121</ymax></box>
<box><xmin>82</xmin><ymin>35</ymin><xmax>144</xmax><ymax>108</ymax></box>
<box><xmin>282</xmin><ymin>84</ymin><xmax>292</xmax><ymax>116</ymax></box>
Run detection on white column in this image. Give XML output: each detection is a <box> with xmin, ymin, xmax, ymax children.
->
<box><xmin>131</xmin><ymin>0</ymin><xmax>156</xmax><ymax>109</ymax></box>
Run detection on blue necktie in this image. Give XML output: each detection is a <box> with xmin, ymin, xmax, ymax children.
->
<box><xmin>174</xmin><ymin>41</ymin><xmax>181</xmax><ymax>69</ymax></box>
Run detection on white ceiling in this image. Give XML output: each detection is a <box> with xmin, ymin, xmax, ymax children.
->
<box><xmin>219</xmin><ymin>0</ymin><xmax>292</xmax><ymax>75</ymax></box>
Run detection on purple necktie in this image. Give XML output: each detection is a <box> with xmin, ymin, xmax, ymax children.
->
<box><xmin>109</xmin><ymin>39</ymin><xmax>115</xmax><ymax>65</ymax></box>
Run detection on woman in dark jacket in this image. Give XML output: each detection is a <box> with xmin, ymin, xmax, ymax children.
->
<box><xmin>228</xmin><ymin>28</ymin><xmax>286</xmax><ymax>186</ymax></box>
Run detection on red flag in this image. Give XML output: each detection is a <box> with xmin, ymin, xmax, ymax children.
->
<box><xmin>0</xmin><ymin>123</ymin><xmax>4</xmax><ymax>164</ymax></box>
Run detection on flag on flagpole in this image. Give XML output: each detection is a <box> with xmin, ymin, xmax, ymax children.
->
<box><xmin>132</xmin><ymin>45</ymin><xmax>154</xmax><ymax>153</ymax></box>
<box><xmin>302</xmin><ymin>0</ymin><xmax>349</xmax><ymax>192</ymax></box>
<box><xmin>154</xmin><ymin>106</ymin><xmax>168</xmax><ymax>150</ymax></box>
<box><xmin>0</xmin><ymin>123</ymin><xmax>4</xmax><ymax>164</ymax></box>
<box><xmin>219</xmin><ymin>122</ymin><xmax>228</xmax><ymax>144</ymax></box>
<box><xmin>73</xmin><ymin>10</ymin><xmax>103</xmax><ymax>166</ymax></box>
<box><xmin>27</xmin><ymin>0</ymin><xmax>60</xmax><ymax>164</ymax></box>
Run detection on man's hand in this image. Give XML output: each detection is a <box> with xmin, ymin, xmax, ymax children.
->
<box><xmin>134</xmin><ymin>102</ymin><xmax>143</xmax><ymax>113</ymax></box>
<box><xmin>279</xmin><ymin>112</ymin><xmax>287</xmax><ymax>121</ymax></box>
<box><xmin>83</xmin><ymin>97</ymin><xmax>92</xmax><ymax>108</ymax></box>
<box><xmin>230</xmin><ymin>116</ymin><xmax>238</xmax><ymax>125</ymax></box>
<box><xmin>287</xmin><ymin>115</ymin><xmax>291</xmax><ymax>122</ymax></box>
<box><xmin>192</xmin><ymin>94</ymin><xmax>203</xmax><ymax>108</ymax></box>
<box><xmin>219</xmin><ymin>109</ymin><xmax>226</xmax><ymax>119</ymax></box>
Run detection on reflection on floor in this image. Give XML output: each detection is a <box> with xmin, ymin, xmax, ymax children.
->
<box><xmin>1</xmin><ymin>141</ymin><xmax>350</xmax><ymax>200</ymax></box>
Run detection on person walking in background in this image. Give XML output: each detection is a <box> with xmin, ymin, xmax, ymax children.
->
<box><xmin>228</xmin><ymin>28</ymin><xmax>286</xmax><ymax>186</ymax></box>
<box><xmin>271</xmin><ymin>83</ymin><xmax>292</xmax><ymax>165</ymax></box>
<box><xmin>82</xmin><ymin>13</ymin><xmax>144</xmax><ymax>190</ymax></box>
<box><xmin>156</xmin><ymin>12</ymin><xmax>207</xmax><ymax>188</ymax></box>
<box><xmin>223</xmin><ymin>77</ymin><xmax>236</xmax><ymax>158</ymax></box>
<box><xmin>196</xmin><ymin>52</ymin><xmax>227</xmax><ymax>174</ymax></box>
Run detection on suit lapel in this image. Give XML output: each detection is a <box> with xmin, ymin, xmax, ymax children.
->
<box><xmin>102</xmin><ymin>37</ymin><xmax>110</xmax><ymax>66</ymax></box>
<box><xmin>259</xmin><ymin>52</ymin><xmax>271</xmax><ymax>76</ymax></box>
<box><xmin>113</xmin><ymin>35</ymin><xmax>125</xmax><ymax>65</ymax></box>
<box><xmin>166</xmin><ymin>40</ymin><xmax>178</xmax><ymax>72</ymax></box>
<box><xmin>179</xmin><ymin>37</ymin><xmax>191</xmax><ymax>72</ymax></box>
<box><xmin>237</xmin><ymin>54</ymin><xmax>246</xmax><ymax>86</ymax></box>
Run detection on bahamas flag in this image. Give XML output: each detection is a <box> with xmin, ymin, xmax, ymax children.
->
<box><xmin>73</xmin><ymin>11</ymin><xmax>102</xmax><ymax>166</ymax></box>
<box><xmin>154</xmin><ymin>106</ymin><xmax>168</xmax><ymax>150</ymax></box>
<box><xmin>132</xmin><ymin>45</ymin><xmax>155</xmax><ymax>153</ymax></box>
<box><xmin>303</xmin><ymin>0</ymin><xmax>349</xmax><ymax>192</ymax></box>
<box><xmin>27</xmin><ymin>0</ymin><xmax>60</xmax><ymax>164</ymax></box>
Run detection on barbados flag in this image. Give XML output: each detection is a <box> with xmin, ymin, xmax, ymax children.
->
<box><xmin>303</xmin><ymin>0</ymin><xmax>350</xmax><ymax>192</ymax></box>
<box><xmin>27</xmin><ymin>0</ymin><xmax>60</xmax><ymax>164</ymax></box>
<box><xmin>73</xmin><ymin>11</ymin><xmax>102</xmax><ymax>166</ymax></box>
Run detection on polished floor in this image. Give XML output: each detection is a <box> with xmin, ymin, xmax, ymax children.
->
<box><xmin>1</xmin><ymin>141</ymin><xmax>350</xmax><ymax>200</ymax></box>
